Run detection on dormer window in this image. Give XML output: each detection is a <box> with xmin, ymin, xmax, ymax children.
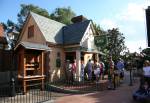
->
<box><xmin>28</xmin><ymin>25</ymin><xmax>34</xmax><ymax>38</ymax></box>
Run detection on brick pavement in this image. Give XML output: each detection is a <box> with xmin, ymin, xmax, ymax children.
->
<box><xmin>53</xmin><ymin>82</ymin><xmax>139</xmax><ymax>103</ymax></box>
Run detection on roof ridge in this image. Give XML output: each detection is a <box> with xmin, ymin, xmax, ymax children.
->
<box><xmin>30</xmin><ymin>11</ymin><xmax>65</xmax><ymax>44</ymax></box>
<box><xmin>30</xmin><ymin>11</ymin><xmax>66</xmax><ymax>26</ymax></box>
<box><xmin>63</xmin><ymin>20</ymin><xmax>91</xmax><ymax>45</ymax></box>
<box><xmin>65</xmin><ymin>20</ymin><xmax>91</xmax><ymax>27</ymax></box>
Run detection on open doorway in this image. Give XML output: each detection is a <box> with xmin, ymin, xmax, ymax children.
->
<box><xmin>65</xmin><ymin>52</ymin><xmax>76</xmax><ymax>63</ymax></box>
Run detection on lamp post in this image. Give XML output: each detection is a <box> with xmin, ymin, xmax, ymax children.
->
<box><xmin>129</xmin><ymin>61</ymin><xmax>133</xmax><ymax>86</ymax></box>
<box><xmin>113</xmin><ymin>70</ymin><xmax>116</xmax><ymax>90</ymax></box>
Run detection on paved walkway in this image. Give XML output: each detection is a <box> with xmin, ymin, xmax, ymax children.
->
<box><xmin>43</xmin><ymin>70</ymin><xmax>139</xmax><ymax>103</ymax></box>
<box><xmin>52</xmin><ymin>70</ymin><xmax>139</xmax><ymax>103</ymax></box>
<box><xmin>54</xmin><ymin>83</ymin><xmax>138</xmax><ymax>103</ymax></box>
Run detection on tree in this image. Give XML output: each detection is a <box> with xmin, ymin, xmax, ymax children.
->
<box><xmin>3</xmin><ymin>4</ymin><xmax>51</xmax><ymax>49</ymax></box>
<box><xmin>142</xmin><ymin>48</ymin><xmax>150</xmax><ymax>55</ymax></box>
<box><xmin>107</xmin><ymin>28</ymin><xmax>126</xmax><ymax>61</ymax></box>
<box><xmin>142</xmin><ymin>48</ymin><xmax>150</xmax><ymax>60</ymax></box>
<box><xmin>17</xmin><ymin>4</ymin><xmax>50</xmax><ymax>28</ymax></box>
<box><xmin>50</xmin><ymin>7</ymin><xmax>76</xmax><ymax>25</ymax></box>
<box><xmin>97</xmin><ymin>28</ymin><xmax>126</xmax><ymax>61</ymax></box>
<box><xmin>4</xmin><ymin>4</ymin><xmax>77</xmax><ymax>49</ymax></box>
<box><xmin>7</xmin><ymin>20</ymin><xmax>15</xmax><ymax>27</ymax></box>
<box><xmin>1</xmin><ymin>23</ymin><xmax>19</xmax><ymax>49</ymax></box>
<box><xmin>93</xmin><ymin>23</ymin><xmax>106</xmax><ymax>35</ymax></box>
<box><xmin>2</xmin><ymin>20</ymin><xmax>17</xmax><ymax>30</ymax></box>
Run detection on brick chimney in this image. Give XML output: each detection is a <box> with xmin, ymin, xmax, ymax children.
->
<box><xmin>0</xmin><ymin>24</ymin><xmax>4</xmax><ymax>37</ymax></box>
<box><xmin>71</xmin><ymin>15</ymin><xmax>87</xmax><ymax>23</ymax></box>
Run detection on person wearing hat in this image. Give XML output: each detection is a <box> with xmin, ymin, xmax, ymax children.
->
<box><xmin>117</xmin><ymin>58</ymin><xmax>124</xmax><ymax>82</ymax></box>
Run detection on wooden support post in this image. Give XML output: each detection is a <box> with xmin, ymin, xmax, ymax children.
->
<box><xmin>41</xmin><ymin>79</ymin><xmax>44</xmax><ymax>90</ymax></box>
<box><xmin>22</xmin><ymin>50</ymin><xmax>27</xmax><ymax>94</ymax></box>
<box><xmin>23</xmin><ymin>57</ymin><xmax>26</xmax><ymax>77</ymax></box>
<box><xmin>23</xmin><ymin>80</ymin><xmax>26</xmax><ymax>94</ymax></box>
<box><xmin>41</xmin><ymin>52</ymin><xmax>44</xmax><ymax>90</ymax></box>
<box><xmin>42</xmin><ymin>52</ymin><xmax>44</xmax><ymax>76</ymax></box>
<box><xmin>76</xmin><ymin>50</ymin><xmax>81</xmax><ymax>81</ymax></box>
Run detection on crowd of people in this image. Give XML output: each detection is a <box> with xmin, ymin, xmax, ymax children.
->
<box><xmin>85</xmin><ymin>59</ymin><xmax>105</xmax><ymax>82</ymax></box>
<box><xmin>65</xmin><ymin>56</ymin><xmax>125</xmax><ymax>87</ymax></box>
<box><xmin>64</xmin><ymin>55</ymin><xmax>150</xmax><ymax>96</ymax></box>
<box><xmin>65</xmin><ymin>58</ymin><xmax>106</xmax><ymax>82</ymax></box>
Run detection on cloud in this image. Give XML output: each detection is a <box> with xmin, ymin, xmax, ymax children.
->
<box><xmin>125</xmin><ymin>40</ymin><xmax>147</xmax><ymax>53</ymax></box>
<box><xmin>100</xmin><ymin>18</ymin><xmax>118</xmax><ymax>30</ymax></box>
<box><xmin>99</xmin><ymin>2</ymin><xmax>149</xmax><ymax>52</ymax></box>
<box><xmin>117</xmin><ymin>3</ymin><xmax>145</xmax><ymax>22</ymax></box>
<box><xmin>119</xmin><ymin>25</ymin><xmax>137</xmax><ymax>36</ymax></box>
<box><xmin>118</xmin><ymin>2</ymin><xmax>148</xmax><ymax>41</ymax></box>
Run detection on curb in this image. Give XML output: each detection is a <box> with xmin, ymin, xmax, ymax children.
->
<box><xmin>47</xmin><ymin>84</ymin><xmax>85</xmax><ymax>94</ymax></box>
<box><xmin>42</xmin><ymin>100</ymin><xmax>54</xmax><ymax>103</ymax></box>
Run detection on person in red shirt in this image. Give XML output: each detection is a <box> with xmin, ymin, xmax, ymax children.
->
<box><xmin>72</xmin><ymin>59</ymin><xmax>76</xmax><ymax>81</ymax></box>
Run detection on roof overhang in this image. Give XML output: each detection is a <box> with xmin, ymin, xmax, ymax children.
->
<box><xmin>81</xmin><ymin>49</ymin><xmax>105</xmax><ymax>55</ymax></box>
<box><xmin>64</xmin><ymin>46</ymin><xmax>105</xmax><ymax>55</ymax></box>
<box><xmin>80</xmin><ymin>47</ymin><xmax>105</xmax><ymax>55</ymax></box>
<box><xmin>15</xmin><ymin>41</ymin><xmax>51</xmax><ymax>51</ymax></box>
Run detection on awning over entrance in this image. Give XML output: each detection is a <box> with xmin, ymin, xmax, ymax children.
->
<box><xmin>15</xmin><ymin>41</ymin><xmax>51</xmax><ymax>51</ymax></box>
<box><xmin>64</xmin><ymin>46</ymin><xmax>105</xmax><ymax>55</ymax></box>
<box><xmin>81</xmin><ymin>49</ymin><xmax>105</xmax><ymax>55</ymax></box>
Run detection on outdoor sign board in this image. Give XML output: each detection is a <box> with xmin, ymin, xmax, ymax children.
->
<box><xmin>146</xmin><ymin>7</ymin><xmax>150</xmax><ymax>47</ymax></box>
<box><xmin>94</xmin><ymin>35</ymin><xmax>107</xmax><ymax>47</ymax></box>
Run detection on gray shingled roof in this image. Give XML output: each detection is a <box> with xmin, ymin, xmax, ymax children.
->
<box><xmin>16</xmin><ymin>41</ymin><xmax>51</xmax><ymax>51</ymax></box>
<box><xmin>30</xmin><ymin>12</ymin><xmax>65</xmax><ymax>44</ymax></box>
<box><xmin>63</xmin><ymin>20</ymin><xmax>91</xmax><ymax>45</ymax></box>
<box><xmin>30</xmin><ymin>12</ymin><xmax>91</xmax><ymax>45</ymax></box>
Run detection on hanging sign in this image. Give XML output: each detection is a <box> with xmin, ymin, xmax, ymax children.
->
<box><xmin>94</xmin><ymin>35</ymin><xmax>107</xmax><ymax>47</ymax></box>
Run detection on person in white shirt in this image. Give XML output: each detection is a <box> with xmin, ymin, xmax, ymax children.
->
<box><xmin>140</xmin><ymin>60</ymin><xmax>150</xmax><ymax>90</ymax></box>
<box><xmin>143</xmin><ymin>60</ymin><xmax>150</xmax><ymax>77</ymax></box>
<box><xmin>94</xmin><ymin>60</ymin><xmax>100</xmax><ymax>82</ymax></box>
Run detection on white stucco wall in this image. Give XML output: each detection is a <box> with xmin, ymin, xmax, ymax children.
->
<box><xmin>80</xmin><ymin>25</ymin><xmax>96</xmax><ymax>50</ymax></box>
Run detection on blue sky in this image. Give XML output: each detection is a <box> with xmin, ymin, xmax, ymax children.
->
<box><xmin>0</xmin><ymin>0</ymin><xmax>149</xmax><ymax>52</ymax></box>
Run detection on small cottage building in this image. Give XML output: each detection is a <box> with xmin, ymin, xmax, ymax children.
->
<box><xmin>15</xmin><ymin>12</ymin><xmax>102</xmax><ymax>93</ymax></box>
